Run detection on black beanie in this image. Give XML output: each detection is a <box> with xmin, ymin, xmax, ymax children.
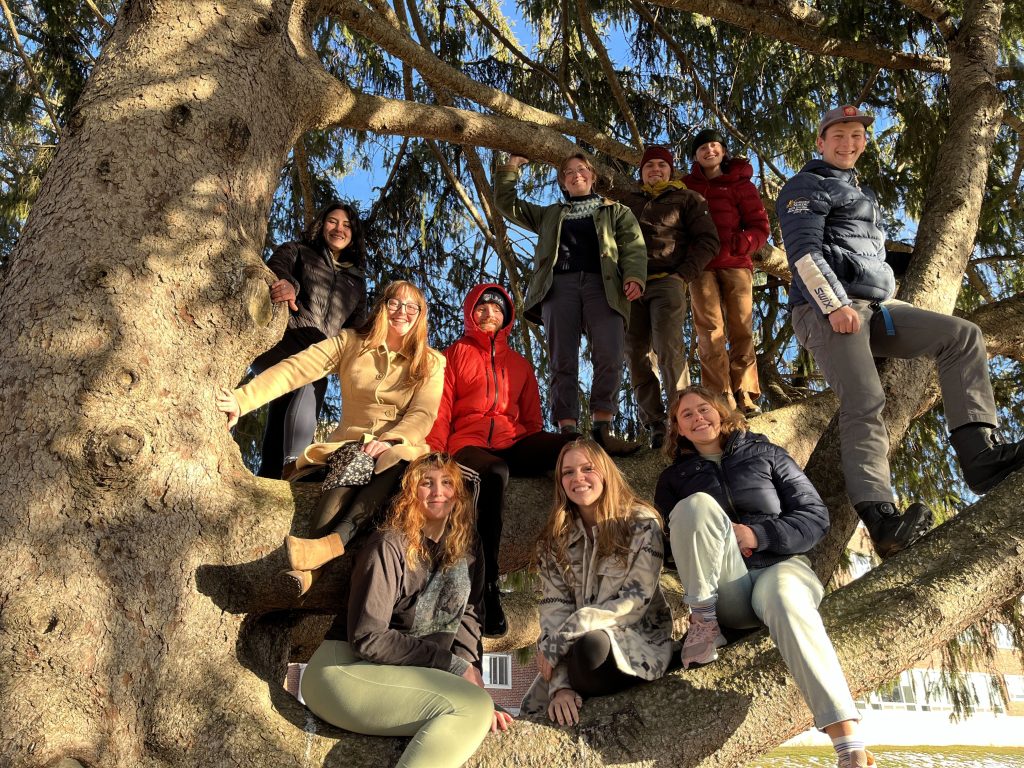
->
<box><xmin>474</xmin><ymin>288</ymin><xmax>511</xmax><ymax>320</ymax></box>
<box><xmin>690</xmin><ymin>129</ymin><xmax>727</xmax><ymax>158</ymax></box>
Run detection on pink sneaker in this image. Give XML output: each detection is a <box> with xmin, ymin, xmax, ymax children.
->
<box><xmin>681</xmin><ymin>614</ymin><xmax>726</xmax><ymax>669</ymax></box>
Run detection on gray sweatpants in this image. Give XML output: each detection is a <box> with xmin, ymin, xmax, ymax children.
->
<box><xmin>792</xmin><ymin>299</ymin><xmax>996</xmax><ymax>505</ymax></box>
<box><xmin>669</xmin><ymin>493</ymin><xmax>860</xmax><ymax>730</ymax></box>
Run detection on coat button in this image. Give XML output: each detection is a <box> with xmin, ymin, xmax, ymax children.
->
<box><xmin>376</xmin><ymin>373</ymin><xmax>384</xmax><ymax>380</ymax></box>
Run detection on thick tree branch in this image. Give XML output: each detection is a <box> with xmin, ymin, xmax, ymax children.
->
<box><xmin>648</xmin><ymin>0</ymin><xmax>950</xmax><ymax>73</ymax></box>
<box><xmin>291</xmin><ymin>139</ymin><xmax>317</xmax><ymax>228</ymax></box>
<box><xmin>323</xmin><ymin>0</ymin><xmax>638</xmax><ymax>163</ymax></box>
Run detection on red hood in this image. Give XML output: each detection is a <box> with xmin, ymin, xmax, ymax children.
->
<box><xmin>461</xmin><ymin>283</ymin><xmax>514</xmax><ymax>348</ymax></box>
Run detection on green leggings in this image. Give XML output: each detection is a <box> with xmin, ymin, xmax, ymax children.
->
<box><xmin>300</xmin><ymin>640</ymin><xmax>494</xmax><ymax>768</ymax></box>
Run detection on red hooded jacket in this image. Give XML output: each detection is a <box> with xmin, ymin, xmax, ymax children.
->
<box><xmin>682</xmin><ymin>157</ymin><xmax>770</xmax><ymax>271</ymax></box>
<box><xmin>426</xmin><ymin>284</ymin><xmax>543</xmax><ymax>454</ymax></box>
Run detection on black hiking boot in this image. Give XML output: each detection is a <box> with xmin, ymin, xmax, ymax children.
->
<box><xmin>855</xmin><ymin>501</ymin><xmax>933</xmax><ymax>559</ymax></box>
<box><xmin>950</xmin><ymin>424</ymin><xmax>1024</xmax><ymax>495</ymax></box>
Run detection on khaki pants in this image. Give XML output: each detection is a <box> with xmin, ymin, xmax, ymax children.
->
<box><xmin>688</xmin><ymin>268</ymin><xmax>759</xmax><ymax>400</ymax></box>
<box><xmin>792</xmin><ymin>299</ymin><xmax>996</xmax><ymax>505</ymax></box>
<box><xmin>625</xmin><ymin>273</ymin><xmax>690</xmax><ymax>426</ymax></box>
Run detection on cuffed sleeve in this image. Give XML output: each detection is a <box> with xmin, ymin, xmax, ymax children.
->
<box><xmin>233</xmin><ymin>334</ymin><xmax>345</xmax><ymax>415</ymax></box>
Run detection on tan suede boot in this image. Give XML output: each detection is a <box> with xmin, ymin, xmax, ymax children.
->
<box><xmin>285</xmin><ymin>533</ymin><xmax>344</xmax><ymax>571</ymax></box>
<box><xmin>280</xmin><ymin>568</ymin><xmax>319</xmax><ymax>598</ymax></box>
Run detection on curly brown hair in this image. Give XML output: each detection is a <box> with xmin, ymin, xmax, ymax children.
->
<box><xmin>663</xmin><ymin>385</ymin><xmax>748</xmax><ymax>462</ymax></box>
<box><xmin>382</xmin><ymin>453</ymin><xmax>475</xmax><ymax>571</ymax></box>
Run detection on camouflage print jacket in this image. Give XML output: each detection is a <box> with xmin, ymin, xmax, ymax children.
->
<box><xmin>520</xmin><ymin>506</ymin><xmax>674</xmax><ymax>715</ymax></box>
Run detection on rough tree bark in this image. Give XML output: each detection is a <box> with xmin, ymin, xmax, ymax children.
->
<box><xmin>0</xmin><ymin>0</ymin><xmax>1019</xmax><ymax>766</ymax></box>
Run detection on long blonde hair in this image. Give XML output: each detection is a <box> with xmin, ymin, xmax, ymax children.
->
<box><xmin>538</xmin><ymin>439</ymin><xmax>659</xmax><ymax>585</ymax></box>
<box><xmin>664</xmin><ymin>385</ymin><xmax>748</xmax><ymax>461</ymax></box>
<box><xmin>383</xmin><ymin>453</ymin><xmax>475</xmax><ymax>571</ymax></box>
<box><xmin>359</xmin><ymin>281</ymin><xmax>436</xmax><ymax>387</ymax></box>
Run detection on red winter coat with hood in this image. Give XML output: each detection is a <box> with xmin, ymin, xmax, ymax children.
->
<box><xmin>426</xmin><ymin>284</ymin><xmax>544</xmax><ymax>455</ymax></box>
<box><xmin>682</xmin><ymin>157</ymin><xmax>770</xmax><ymax>271</ymax></box>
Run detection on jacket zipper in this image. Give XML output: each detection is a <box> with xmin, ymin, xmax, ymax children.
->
<box><xmin>486</xmin><ymin>337</ymin><xmax>498</xmax><ymax>446</ymax></box>
<box><xmin>710</xmin><ymin>456</ymin><xmax>738</xmax><ymax>519</ymax></box>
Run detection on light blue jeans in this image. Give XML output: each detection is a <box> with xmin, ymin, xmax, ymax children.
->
<box><xmin>669</xmin><ymin>492</ymin><xmax>860</xmax><ymax>729</ymax></box>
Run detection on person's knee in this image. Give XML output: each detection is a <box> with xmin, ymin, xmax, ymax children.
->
<box><xmin>669</xmin><ymin>493</ymin><xmax>727</xmax><ymax>532</ymax></box>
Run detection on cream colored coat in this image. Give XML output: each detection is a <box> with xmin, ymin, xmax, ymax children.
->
<box><xmin>521</xmin><ymin>506</ymin><xmax>674</xmax><ymax>715</ymax></box>
<box><xmin>233</xmin><ymin>329</ymin><xmax>445</xmax><ymax>473</ymax></box>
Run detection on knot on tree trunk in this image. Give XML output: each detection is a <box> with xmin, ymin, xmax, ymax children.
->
<box><xmin>85</xmin><ymin>425</ymin><xmax>148</xmax><ymax>486</ymax></box>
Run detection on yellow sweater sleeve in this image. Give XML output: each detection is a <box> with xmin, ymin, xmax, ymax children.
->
<box><xmin>233</xmin><ymin>333</ymin><xmax>350</xmax><ymax>416</ymax></box>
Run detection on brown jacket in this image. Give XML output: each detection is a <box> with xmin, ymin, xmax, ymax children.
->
<box><xmin>622</xmin><ymin>183</ymin><xmax>720</xmax><ymax>283</ymax></box>
<box><xmin>234</xmin><ymin>329</ymin><xmax>445</xmax><ymax>473</ymax></box>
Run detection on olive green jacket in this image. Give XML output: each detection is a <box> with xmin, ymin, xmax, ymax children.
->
<box><xmin>494</xmin><ymin>166</ymin><xmax>647</xmax><ymax>325</ymax></box>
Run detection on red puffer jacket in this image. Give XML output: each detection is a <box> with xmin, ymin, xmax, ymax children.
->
<box><xmin>682</xmin><ymin>158</ymin><xmax>770</xmax><ymax>271</ymax></box>
<box><xmin>426</xmin><ymin>284</ymin><xmax>544</xmax><ymax>454</ymax></box>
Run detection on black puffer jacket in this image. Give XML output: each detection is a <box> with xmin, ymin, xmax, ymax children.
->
<box><xmin>654</xmin><ymin>430</ymin><xmax>829</xmax><ymax>569</ymax></box>
<box><xmin>267</xmin><ymin>240</ymin><xmax>367</xmax><ymax>338</ymax></box>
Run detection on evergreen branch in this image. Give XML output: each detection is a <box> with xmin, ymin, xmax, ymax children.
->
<box><xmin>574</xmin><ymin>0</ymin><xmax>644</xmax><ymax>150</ymax></box>
<box><xmin>628</xmin><ymin>0</ymin><xmax>788</xmax><ymax>181</ymax></box>
<box><xmin>461</xmin><ymin>0</ymin><xmax>580</xmax><ymax>114</ymax></box>
<box><xmin>324</xmin><ymin>0</ymin><xmax>639</xmax><ymax>162</ymax></box>
<box><xmin>0</xmin><ymin>0</ymin><xmax>60</xmax><ymax>134</ymax></box>
<box><xmin>896</xmin><ymin>0</ymin><xmax>957</xmax><ymax>39</ymax></box>
<box><xmin>648</xmin><ymin>0</ymin><xmax>951</xmax><ymax>73</ymax></box>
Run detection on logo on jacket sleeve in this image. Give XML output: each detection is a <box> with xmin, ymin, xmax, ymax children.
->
<box><xmin>785</xmin><ymin>198</ymin><xmax>812</xmax><ymax>215</ymax></box>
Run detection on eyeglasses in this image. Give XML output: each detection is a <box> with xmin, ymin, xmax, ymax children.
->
<box><xmin>385</xmin><ymin>299</ymin><xmax>422</xmax><ymax>316</ymax></box>
<box><xmin>563</xmin><ymin>167</ymin><xmax>590</xmax><ymax>178</ymax></box>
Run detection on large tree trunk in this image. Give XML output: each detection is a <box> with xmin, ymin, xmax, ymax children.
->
<box><xmin>1</xmin><ymin>0</ymin><xmax>1018</xmax><ymax>766</ymax></box>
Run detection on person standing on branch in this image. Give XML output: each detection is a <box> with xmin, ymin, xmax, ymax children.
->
<box><xmin>427</xmin><ymin>283</ymin><xmax>573</xmax><ymax>638</ymax></box>
<box><xmin>777</xmin><ymin>105</ymin><xmax>1024</xmax><ymax>558</ymax></box>
<box><xmin>495</xmin><ymin>153</ymin><xmax>648</xmax><ymax>456</ymax></box>
<box><xmin>682</xmin><ymin>131</ymin><xmax>770</xmax><ymax>416</ymax></box>
<box><xmin>622</xmin><ymin>145</ymin><xmax>720</xmax><ymax>448</ymax></box>
<box><xmin>252</xmin><ymin>201</ymin><xmax>368</xmax><ymax>479</ymax></box>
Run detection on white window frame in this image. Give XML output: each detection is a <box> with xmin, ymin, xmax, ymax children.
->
<box><xmin>482</xmin><ymin>653</ymin><xmax>512</xmax><ymax>689</ymax></box>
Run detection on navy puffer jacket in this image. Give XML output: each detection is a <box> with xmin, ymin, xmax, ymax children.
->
<box><xmin>654</xmin><ymin>430</ymin><xmax>829</xmax><ymax>569</ymax></box>
<box><xmin>776</xmin><ymin>159</ymin><xmax>895</xmax><ymax>314</ymax></box>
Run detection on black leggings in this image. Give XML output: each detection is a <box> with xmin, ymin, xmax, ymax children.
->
<box><xmin>454</xmin><ymin>431</ymin><xmax>573</xmax><ymax>584</ymax></box>
<box><xmin>310</xmin><ymin>461</ymin><xmax>407</xmax><ymax>544</ymax></box>
<box><xmin>251</xmin><ymin>329</ymin><xmax>328</xmax><ymax>479</ymax></box>
<box><xmin>565</xmin><ymin>630</ymin><xmax>640</xmax><ymax>698</ymax></box>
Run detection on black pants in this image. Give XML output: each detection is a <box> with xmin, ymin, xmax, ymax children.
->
<box><xmin>251</xmin><ymin>328</ymin><xmax>328</xmax><ymax>479</ymax></box>
<box><xmin>454</xmin><ymin>431</ymin><xmax>574</xmax><ymax>584</ymax></box>
<box><xmin>565</xmin><ymin>630</ymin><xmax>640</xmax><ymax>697</ymax></box>
<box><xmin>310</xmin><ymin>461</ymin><xmax>407</xmax><ymax>545</ymax></box>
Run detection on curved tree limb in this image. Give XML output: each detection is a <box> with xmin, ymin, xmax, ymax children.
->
<box><xmin>648</xmin><ymin>0</ymin><xmax>951</xmax><ymax>73</ymax></box>
<box><xmin>322</xmin><ymin>0</ymin><xmax>639</xmax><ymax>162</ymax></box>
